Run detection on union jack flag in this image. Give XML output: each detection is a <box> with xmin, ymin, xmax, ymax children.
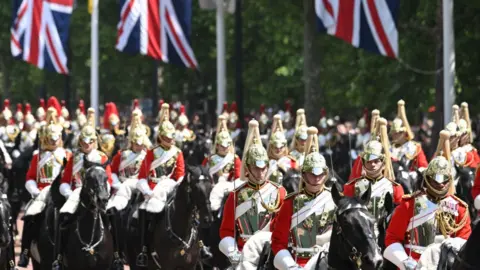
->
<box><xmin>316</xmin><ymin>0</ymin><xmax>399</xmax><ymax>58</ymax></box>
<box><xmin>116</xmin><ymin>0</ymin><xmax>198</xmax><ymax>69</ymax></box>
<box><xmin>10</xmin><ymin>0</ymin><xmax>73</xmax><ymax>74</ymax></box>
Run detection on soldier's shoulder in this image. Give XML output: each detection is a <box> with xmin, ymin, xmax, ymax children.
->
<box><xmin>451</xmin><ymin>195</ymin><xmax>468</xmax><ymax>208</ymax></box>
<box><xmin>268</xmin><ymin>181</ymin><xmax>282</xmax><ymax>188</ymax></box>
<box><xmin>385</xmin><ymin>177</ymin><xmax>400</xmax><ymax>186</ymax></box>
<box><xmin>401</xmin><ymin>191</ymin><xmax>422</xmax><ymax>201</ymax></box>
<box><xmin>345</xmin><ymin>177</ymin><xmax>362</xmax><ymax>185</ymax></box>
<box><xmin>233</xmin><ymin>182</ymin><xmax>248</xmax><ymax>192</ymax></box>
<box><xmin>285</xmin><ymin>191</ymin><xmax>299</xmax><ymax>201</ymax></box>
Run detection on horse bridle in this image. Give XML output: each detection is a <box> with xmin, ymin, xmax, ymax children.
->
<box><xmin>329</xmin><ymin>204</ymin><xmax>377</xmax><ymax>270</ymax></box>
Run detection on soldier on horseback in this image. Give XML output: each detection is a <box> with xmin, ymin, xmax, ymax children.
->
<box><xmin>283</xmin><ymin>101</ymin><xmax>294</xmax><ymax>143</ymax></box>
<box><xmin>384</xmin><ymin>130</ymin><xmax>472</xmax><ymax>270</ymax></box>
<box><xmin>266</xmin><ymin>115</ymin><xmax>297</xmax><ymax>185</ymax></box>
<box><xmin>228</xmin><ymin>102</ymin><xmax>242</xmax><ymax>145</ymax></box>
<box><xmin>289</xmin><ymin>109</ymin><xmax>308</xmax><ymax>168</ymax></box>
<box><xmin>99</xmin><ymin>102</ymin><xmax>123</xmax><ymax>159</ymax></box>
<box><xmin>174</xmin><ymin>105</ymin><xmax>196</xmax><ymax>149</ymax></box>
<box><xmin>270</xmin><ymin>126</ymin><xmax>336</xmax><ymax>270</ymax></box>
<box><xmin>218</xmin><ymin>119</ymin><xmax>286</xmax><ymax>266</ymax></box>
<box><xmin>35</xmin><ymin>98</ymin><xmax>46</xmax><ymax>128</ymax></box>
<box><xmin>343</xmin><ymin>118</ymin><xmax>404</xmax><ymax>223</ymax></box>
<box><xmin>135</xmin><ymin>103</ymin><xmax>185</xmax><ymax>267</ymax></box>
<box><xmin>17</xmin><ymin>107</ymin><xmax>69</xmax><ymax>267</ymax></box>
<box><xmin>389</xmin><ymin>100</ymin><xmax>428</xmax><ymax>174</ymax></box>
<box><xmin>107</xmin><ymin>109</ymin><xmax>149</xmax><ymax>268</ymax></box>
<box><xmin>202</xmin><ymin>115</ymin><xmax>241</xmax><ymax>181</ymax></box>
<box><xmin>458</xmin><ymin>102</ymin><xmax>480</xmax><ymax>168</ymax></box>
<box><xmin>18</xmin><ymin>104</ymin><xmax>37</xmax><ymax>153</ymax></box>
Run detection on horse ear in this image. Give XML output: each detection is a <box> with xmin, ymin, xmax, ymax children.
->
<box><xmin>360</xmin><ymin>184</ymin><xmax>372</xmax><ymax>205</ymax></box>
<box><xmin>385</xmin><ymin>192</ymin><xmax>394</xmax><ymax>214</ymax></box>
<box><xmin>331</xmin><ymin>184</ymin><xmax>342</xmax><ymax>206</ymax></box>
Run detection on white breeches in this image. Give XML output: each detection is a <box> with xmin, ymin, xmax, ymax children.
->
<box><xmin>107</xmin><ymin>178</ymin><xmax>137</xmax><ymax>211</ymax></box>
<box><xmin>25</xmin><ymin>186</ymin><xmax>51</xmax><ymax>216</ymax></box>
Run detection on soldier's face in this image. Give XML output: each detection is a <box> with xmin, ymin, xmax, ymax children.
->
<box><xmin>160</xmin><ymin>135</ymin><xmax>174</xmax><ymax>148</ymax></box>
<box><xmin>132</xmin><ymin>143</ymin><xmax>145</xmax><ymax>153</ymax></box>
<box><xmin>303</xmin><ymin>172</ymin><xmax>327</xmax><ymax>188</ymax></box>
<box><xmin>248</xmin><ymin>164</ymin><xmax>268</xmax><ymax>181</ymax></box>
<box><xmin>216</xmin><ymin>144</ymin><xmax>229</xmax><ymax>155</ymax></box>
<box><xmin>364</xmin><ymin>158</ymin><xmax>383</xmax><ymax>171</ymax></box>
<box><xmin>272</xmin><ymin>145</ymin><xmax>285</xmax><ymax>157</ymax></box>
<box><xmin>390</xmin><ymin>131</ymin><xmax>406</xmax><ymax>144</ymax></box>
<box><xmin>296</xmin><ymin>139</ymin><xmax>307</xmax><ymax>150</ymax></box>
<box><xmin>80</xmin><ymin>139</ymin><xmax>95</xmax><ymax>153</ymax></box>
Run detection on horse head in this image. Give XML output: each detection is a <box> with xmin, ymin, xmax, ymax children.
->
<box><xmin>80</xmin><ymin>156</ymin><xmax>110</xmax><ymax>212</ymax></box>
<box><xmin>184</xmin><ymin>165</ymin><xmax>214</xmax><ymax>225</ymax></box>
<box><xmin>281</xmin><ymin>168</ymin><xmax>301</xmax><ymax>194</ymax></box>
<box><xmin>330</xmin><ymin>184</ymin><xmax>383</xmax><ymax>270</ymax></box>
<box><xmin>0</xmin><ymin>193</ymin><xmax>11</xmax><ymax>248</ymax></box>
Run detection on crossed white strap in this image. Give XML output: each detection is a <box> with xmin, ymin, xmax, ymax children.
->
<box><xmin>150</xmin><ymin>147</ymin><xmax>177</xmax><ymax>171</ymax></box>
<box><xmin>209</xmin><ymin>153</ymin><xmax>234</xmax><ymax>176</ymax></box>
<box><xmin>290</xmin><ymin>192</ymin><xmax>332</xmax><ymax>229</ymax></box>
<box><xmin>235</xmin><ymin>183</ymin><xmax>278</xmax><ymax>219</ymax></box>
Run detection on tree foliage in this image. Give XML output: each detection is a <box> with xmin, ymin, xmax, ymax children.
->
<box><xmin>0</xmin><ymin>0</ymin><xmax>479</xmax><ymax>123</ymax></box>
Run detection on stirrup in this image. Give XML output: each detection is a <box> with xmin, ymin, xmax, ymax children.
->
<box><xmin>136</xmin><ymin>246</ymin><xmax>148</xmax><ymax>267</ymax></box>
<box><xmin>52</xmin><ymin>255</ymin><xmax>63</xmax><ymax>270</ymax></box>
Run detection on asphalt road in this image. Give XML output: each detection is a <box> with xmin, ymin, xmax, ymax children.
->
<box><xmin>14</xmin><ymin>214</ymin><xmax>130</xmax><ymax>270</ymax></box>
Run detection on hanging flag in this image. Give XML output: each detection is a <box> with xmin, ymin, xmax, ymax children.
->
<box><xmin>116</xmin><ymin>0</ymin><xmax>198</xmax><ymax>69</ymax></box>
<box><xmin>315</xmin><ymin>0</ymin><xmax>399</xmax><ymax>58</ymax></box>
<box><xmin>10</xmin><ymin>0</ymin><xmax>74</xmax><ymax>74</ymax></box>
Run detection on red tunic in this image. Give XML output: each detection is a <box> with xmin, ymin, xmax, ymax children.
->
<box><xmin>110</xmin><ymin>152</ymin><xmax>121</xmax><ymax>175</ymax></box>
<box><xmin>137</xmin><ymin>146</ymin><xmax>185</xmax><ymax>190</ymax></box>
<box><xmin>471</xmin><ymin>167</ymin><xmax>480</xmax><ymax>199</ymax></box>
<box><xmin>26</xmin><ymin>149</ymin><xmax>71</xmax><ymax>190</ymax></box>
<box><xmin>271</xmin><ymin>196</ymin><xmax>309</xmax><ymax>266</ymax></box>
<box><xmin>343</xmin><ymin>177</ymin><xmax>404</xmax><ymax>204</ymax></box>
<box><xmin>219</xmin><ymin>182</ymin><xmax>286</xmax><ymax>251</ymax></box>
<box><xmin>61</xmin><ymin>150</ymin><xmax>112</xmax><ymax>189</ymax></box>
<box><xmin>385</xmin><ymin>194</ymin><xmax>471</xmax><ymax>261</ymax></box>
<box><xmin>201</xmin><ymin>155</ymin><xmax>242</xmax><ymax>180</ymax></box>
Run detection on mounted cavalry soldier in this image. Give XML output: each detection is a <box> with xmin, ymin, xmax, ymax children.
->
<box><xmin>219</xmin><ymin>119</ymin><xmax>286</xmax><ymax>267</ymax></box>
<box><xmin>458</xmin><ymin>102</ymin><xmax>480</xmax><ymax>167</ymax></box>
<box><xmin>14</xmin><ymin>103</ymin><xmax>24</xmax><ymax>130</ymax></box>
<box><xmin>35</xmin><ymin>98</ymin><xmax>46</xmax><ymax>125</ymax></box>
<box><xmin>107</xmin><ymin>110</ymin><xmax>149</xmax><ymax>268</ymax></box>
<box><xmin>349</xmin><ymin>109</ymin><xmax>380</xmax><ymax>180</ymax></box>
<box><xmin>384</xmin><ymin>130</ymin><xmax>471</xmax><ymax>270</ymax></box>
<box><xmin>289</xmin><ymin>109</ymin><xmax>308</xmax><ymax>168</ymax></box>
<box><xmin>174</xmin><ymin>105</ymin><xmax>196</xmax><ymax>149</ymax></box>
<box><xmin>202</xmin><ymin>115</ymin><xmax>241</xmax><ymax>181</ymax></box>
<box><xmin>389</xmin><ymin>100</ymin><xmax>428</xmax><ymax>174</ymax></box>
<box><xmin>135</xmin><ymin>103</ymin><xmax>185</xmax><ymax>267</ymax></box>
<box><xmin>15</xmin><ymin>103</ymin><xmax>37</xmax><ymax>157</ymax></box>
<box><xmin>17</xmin><ymin>107</ymin><xmax>69</xmax><ymax>267</ymax></box>
<box><xmin>99</xmin><ymin>102</ymin><xmax>123</xmax><ymax>159</ymax></box>
<box><xmin>0</xmin><ymin>100</ymin><xmax>21</xmax><ymax>153</ymax></box>
<box><xmin>271</xmin><ymin>127</ymin><xmax>336</xmax><ymax>270</ymax></box>
<box><xmin>266</xmin><ymin>115</ymin><xmax>297</xmax><ymax>185</ymax></box>
<box><xmin>343</xmin><ymin>118</ymin><xmax>404</xmax><ymax>222</ymax></box>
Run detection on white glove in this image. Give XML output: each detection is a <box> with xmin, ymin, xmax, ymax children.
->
<box><xmin>402</xmin><ymin>257</ymin><xmax>417</xmax><ymax>270</ymax></box>
<box><xmin>227</xmin><ymin>250</ymin><xmax>242</xmax><ymax>266</ymax></box>
<box><xmin>12</xmin><ymin>149</ymin><xmax>20</xmax><ymax>159</ymax></box>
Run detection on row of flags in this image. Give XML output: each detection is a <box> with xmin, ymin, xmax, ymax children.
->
<box><xmin>10</xmin><ymin>0</ymin><xmax>399</xmax><ymax>75</ymax></box>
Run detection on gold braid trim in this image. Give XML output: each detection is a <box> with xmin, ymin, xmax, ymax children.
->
<box><xmin>258</xmin><ymin>188</ymin><xmax>282</xmax><ymax>213</ymax></box>
<box><xmin>436</xmin><ymin>208</ymin><xmax>468</xmax><ymax>237</ymax></box>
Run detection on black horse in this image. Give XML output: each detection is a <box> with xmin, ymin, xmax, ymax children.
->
<box><xmin>125</xmin><ymin>165</ymin><xmax>214</xmax><ymax>270</ymax></box>
<box><xmin>316</xmin><ymin>184</ymin><xmax>383</xmax><ymax>270</ymax></box>
<box><xmin>0</xmin><ymin>192</ymin><xmax>14</xmax><ymax>269</ymax></box>
<box><xmin>454</xmin><ymin>165</ymin><xmax>476</xmax><ymax>219</ymax></box>
<box><xmin>391</xmin><ymin>159</ymin><xmax>421</xmax><ymax>195</ymax></box>
<box><xmin>183</xmin><ymin>132</ymin><xmax>213</xmax><ymax>167</ymax></box>
<box><xmin>59</xmin><ymin>158</ymin><xmax>113</xmax><ymax>270</ymax></box>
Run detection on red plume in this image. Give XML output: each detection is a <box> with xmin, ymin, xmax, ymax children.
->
<box><xmin>78</xmin><ymin>100</ymin><xmax>85</xmax><ymax>114</ymax></box>
<box><xmin>110</xmin><ymin>102</ymin><xmax>119</xmax><ymax>118</ymax></box>
<box><xmin>159</xmin><ymin>99</ymin><xmax>164</xmax><ymax>109</ymax></box>
<box><xmin>230</xmin><ymin>102</ymin><xmax>237</xmax><ymax>113</ymax></box>
<box><xmin>3</xmin><ymin>99</ymin><xmax>10</xmax><ymax>110</ymax></box>
<box><xmin>103</xmin><ymin>103</ymin><xmax>111</xmax><ymax>129</ymax></box>
<box><xmin>47</xmin><ymin>96</ymin><xmax>62</xmax><ymax>116</ymax></box>
<box><xmin>133</xmin><ymin>99</ymin><xmax>139</xmax><ymax>110</ymax></box>
<box><xmin>180</xmin><ymin>105</ymin><xmax>186</xmax><ymax>114</ymax></box>
<box><xmin>260</xmin><ymin>104</ymin><xmax>265</xmax><ymax>113</ymax></box>
<box><xmin>16</xmin><ymin>103</ymin><xmax>22</xmax><ymax>112</ymax></box>
<box><xmin>25</xmin><ymin>103</ymin><xmax>32</xmax><ymax>114</ymax></box>
<box><xmin>321</xmin><ymin>108</ymin><xmax>326</xmax><ymax>118</ymax></box>
<box><xmin>285</xmin><ymin>100</ymin><xmax>291</xmax><ymax>112</ymax></box>
<box><xmin>39</xmin><ymin>98</ymin><xmax>46</xmax><ymax>110</ymax></box>
<box><xmin>222</xmin><ymin>102</ymin><xmax>228</xmax><ymax>113</ymax></box>
<box><xmin>61</xmin><ymin>100</ymin><xmax>66</xmax><ymax>107</ymax></box>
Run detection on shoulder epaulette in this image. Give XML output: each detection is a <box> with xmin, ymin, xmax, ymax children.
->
<box><xmin>234</xmin><ymin>182</ymin><xmax>247</xmax><ymax>192</ymax></box>
<box><xmin>269</xmin><ymin>181</ymin><xmax>281</xmax><ymax>188</ymax></box>
<box><xmin>285</xmin><ymin>191</ymin><xmax>299</xmax><ymax>200</ymax></box>
<box><xmin>402</xmin><ymin>191</ymin><xmax>421</xmax><ymax>200</ymax></box>
<box><xmin>345</xmin><ymin>177</ymin><xmax>362</xmax><ymax>185</ymax></box>
<box><xmin>385</xmin><ymin>177</ymin><xmax>400</xmax><ymax>186</ymax></box>
<box><xmin>452</xmin><ymin>195</ymin><xmax>468</xmax><ymax>208</ymax></box>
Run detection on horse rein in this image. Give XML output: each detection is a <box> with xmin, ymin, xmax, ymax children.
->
<box><xmin>329</xmin><ymin>204</ymin><xmax>376</xmax><ymax>270</ymax></box>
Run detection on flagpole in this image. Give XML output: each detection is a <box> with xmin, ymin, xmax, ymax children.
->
<box><xmin>90</xmin><ymin>0</ymin><xmax>99</xmax><ymax>124</ymax></box>
<box><xmin>443</xmin><ymin>0</ymin><xmax>455</xmax><ymax>123</ymax></box>
<box><xmin>216</xmin><ymin>0</ymin><xmax>226</xmax><ymax>115</ymax></box>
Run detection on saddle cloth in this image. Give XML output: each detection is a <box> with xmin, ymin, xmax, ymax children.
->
<box><xmin>138</xmin><ymin>178</ymin><xmax>178</xmax><ymax>213</ymax></box>
<box><xmin>107</xmin><ymin>178</ymin><xmax>138</xmax><ymax>211</ymax></box>
<box><xmin>60</xmin><ymin>188</ymin><xmax>83</xmax><ymax>214</ymax></box>
<box><xmin>416</xmin><ymin>237</ymin><xmax>467</xmax><ymax>270</ymax></box>
<box><xmin>25</xmin><ymin>186</ymin><xmax>51</xmax><ymax>216</ymax></box>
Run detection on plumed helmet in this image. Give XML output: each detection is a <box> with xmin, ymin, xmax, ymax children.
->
<box><xmin>241</xmin><ymin>120</ymin><xmax>269</xmax><ymax>179</ymax></box>
<box><xmin>2</xmin><ymin>99</ymin><xmax>12</xmax><ymax>120</ymax></box>
<box><xmin>158</xmin><ymin>103</ymin><xmax>175</xmax><ymax>139</ymax></box>
<box><xmin>79</xmin><ymin>108</ymin><xmax>97</xmax><ymax>143</ymax></box>
<box><xmin>129</xmin><ymin>110</ymin><xmax>148</xmax><ymax>146</ymax></box>
<box><xmin>177</xmin><ymin>105</ymin><xmax>189</xmax><ymax>126</ymax></box>
<box><xmin>15</xmin><ymin>103</ymin><xmax>24</xmax><ymax>122</ymax></box>
<box><xmin>390</xmin><ymin>100</ymin><xmax>414</xmax><ymax>140</ymax></box>
<box><xmin>214</xmin><ymin>115</ymin><xmax>233</xmax><ymax>151</ymax></box>
<box><xmin>302</xmin><ymin>127</ymin><xmax>327</xmax><ymax>175</ymax></box>
<box><xmin>268</xmin><ymin>114</ymin><xmax>287</xmax><ymax>148</ymax></box>
<box><xmin>47</xmin><ymin>97</ymin><xmax>62</xmax><ymax>117</ymax></box>
<box><xmin>61</xmin><ymin>100</ymin><xmax>69</xmax><ymax>119</ymax></box>
<box><xmin>228</xmin><ymin>102</ymin><xmax>238</xmax><ymax>124</ymax></box>
<box><xmin>36</xmin><ymin>98</ymin><xmax>46</xmax><ymax>119</ymax></box>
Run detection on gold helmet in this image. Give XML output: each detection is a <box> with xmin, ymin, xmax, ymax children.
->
<box><xmin>302</xmin><ymin>127</ymin><xmax>328</xmax><ymax>175</ymax></box>
<box><xmin>79</xmin><ymin>108</ymin><xmax>97</xmax><ymax>145</ymax></box>
<box><xmin>390</xmin><ymin>100</ymin><xmax>414</xmax><ymax>140</ymax></box>
<box><xmin>427</xmin><ymin>130</ymin><xmax>454</xmax><ymax>196</ymax></box>
<box><xmin>267</xmin><ymin>115</ymin><xmax>288</xmax><ymax>158</ymax></box>
<box><xmin>129</xmin><ymin>110</ymin><xmax>148</xmax><ymax>146</ymax></box>
<box><xmin>158</xmin><ymin>103</ymin><xmax>175</xmax><ymax>140</ymax></box>
<box><xmin>177</xmin><ymin>105</ymin><xmax>189</xmax><ymax>126</ymax></box>
<box><xmin>213</xmin><ymin>115</ymin><xmax>233</xmax><ymax>154</ymax></box>
<box><xmin>361</xmin><ymin>118</ymin><xmax>395</xmax><ymax>180</ymax></box>
<box><xmin>40</xmin><ymin>108</ymin><xmax>63</xmax><ymax>150</ymax></box>
<box><xmin>36</xmin><ymin>99</ymin><xmax>46</xmax><ymax>121</ymax></box>
<box><xmin>290</xmin><ymin>109</ymin><xmax>308</xmax><ymax>151</ymax></box>
<box><xmin>241</xmin><ymin>120</ymin><xmax>269</xmax><ymax>179</ymax></box>
<box><xmin>24</xmin><ymin>103</ymin><xmax>36</xmax><ymax>127</ymax></box>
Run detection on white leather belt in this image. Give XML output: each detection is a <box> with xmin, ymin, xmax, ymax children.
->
<box><xmin>120</xmin><ymin>176</ymin><xmax>137</xmax><ymax>183</ymax></box>
<box><xmin>404</xmin><ymin>244</ymin><xmax>426</xmax><ymax>252</ymax></box>
<box><xmin>239</xmin><ymin>234</ymin><xmax>252</xmax><ymax>240</ymax></box>
<box><xmin>292</xmin><ymin>245</ymin><xmax>321</xmax><ymax>254</ymax></box>
<box><xmin>39</xmin><ymin>178</ymin><xmax>54</xmax><ymax>184</ymax></box>
<box><xmin>150</xmin><ymin>176</ymin><xmax>170</xmax><ymax>183</ymax></box>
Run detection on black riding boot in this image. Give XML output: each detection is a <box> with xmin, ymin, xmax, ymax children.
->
<box><xmin>136</xmin><ymin>210</ymin><xmax>149</xmax><ymax>267</ymax></box>
<box><xmin>52</xmin><ymin>214</ymin><xmax>71</xmax><ymax>270</ymax></box>
<box><xmin>7</xmin><ymin>217</ymin><xmax>16</xmax><ymax>270</ymax></box>
<box><xmin>17</xmin><ymin>215</ymin><xmax>35</xmax><ymax>267</ymax></box>
<box><xmin>108</xmin><ymin>209</ymin><xmax>124</xmax><ymax>270</ymax></box>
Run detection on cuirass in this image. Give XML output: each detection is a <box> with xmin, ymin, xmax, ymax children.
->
<box><xmin>38</xmin><ymin>150</ymin><xmax>63</xmax><ymax>183</ymax></box>
<box><xmin>209</xmin><ymin>154</ymin><xmax>234</xmax><ymax>175</ymax></box>
<box><xmin>235</xmin><ymin>183</ymin><xmax>280</xmax><ymax>237</ymax></box>
<box><xmin>152</xmin><ymin>147</ymin><xmax>178</xmax><ymax>177</ymax></box>
<box><xmin>354</xmin><ymin>178</ymin><xmax>393</xmax><ymax>221</ymax></box>
<box><xmin>119</xmin><ymin>150</ymin><xmax>145</xmax><ymax>179</ymax></box>
<box><xmin>290</xmin><ymin>192</ymin><xmax>336</xmax><ymax>256</ymax></box>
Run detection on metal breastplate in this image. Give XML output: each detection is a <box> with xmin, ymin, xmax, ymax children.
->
<box><xmin>119</xmin><ymin>150</ymin><xmax>144</xmax><ymax>179</ymax></box>
<box><xmin>152</xmin><ymin>147</ymin><xmax>178</xmax><ymax>177</ymax></box>
<box><xmin>354</xmin><ymin>178</ymin><xmax>393</xmax><ymax>221</ymax></box>
<box><xmin>38</xmin><ymin>151</ymin><xmax>63</xmax><ymax>184</ymax></box>
<box><xmin>235</xmin><ymin>183</ymin><xmax>280</xmax><ymax>238</ymax></box>
<box><xmin>210</xmin><ymin>154</ymin><xmax>234</xmax><ymax>175</ymax></box>
<box><xmin>290</xmin><ymin>192</ymin><xmax>336</xmax><ymax>257</ymax></box>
